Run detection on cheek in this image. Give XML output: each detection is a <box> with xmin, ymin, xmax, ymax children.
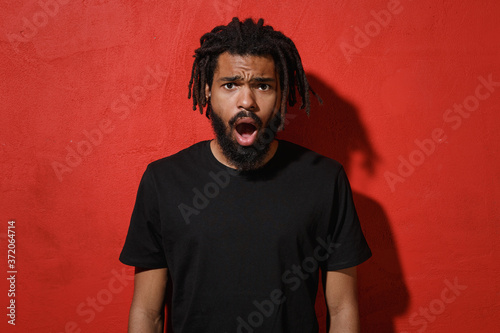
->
<box><xmin>211</xmin><ymin>96</ymin><xmax>233</xmax><ymax>123</ymax></box>
<box><xmin>211</xmin><ymin>92</ymin><xmax>231</xmax><ymax>111</ymax></box>
<box><xmin>210</xmin><ymin>95</ymin><xmax>222</xmax><ymax>113</ymax></box>
<box><xmin>266</xmin><ymin>95</ymin><xmax>281</xmax><ymax>117</ymax></box>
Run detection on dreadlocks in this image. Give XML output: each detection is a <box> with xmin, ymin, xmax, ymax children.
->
<box><xmin>188</xmin><ymin>17</ymin><xmax>321</xmax><ymax>119</ymax></box>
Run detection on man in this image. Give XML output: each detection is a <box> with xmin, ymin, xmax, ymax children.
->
<box><xmin>120</xmin><ymin>17</ymin><xmax>371</xmax><ymax>333</ymax></box>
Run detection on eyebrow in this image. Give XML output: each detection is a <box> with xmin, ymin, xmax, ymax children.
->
<box><xmin>218</xmin><ymin>75</ymin><xmax>276</xmax><ymax>83</ymax></box>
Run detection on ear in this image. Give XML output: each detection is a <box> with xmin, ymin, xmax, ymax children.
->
<box><xmin>205</xmin><ymin>83</ymin><xmax>211</xmax><ymax>100</ymax></box>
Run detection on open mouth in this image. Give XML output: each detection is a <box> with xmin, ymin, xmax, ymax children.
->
<box><xmin>234</xmin><ymin>118</ymin><xmax>258</xmax><ymax>146</ymax></box>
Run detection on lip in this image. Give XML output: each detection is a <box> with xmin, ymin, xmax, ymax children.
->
<box><xmin>234</xmin><ymin>117</ymin><xmax>258</xmax><ymax>127</ymax></box>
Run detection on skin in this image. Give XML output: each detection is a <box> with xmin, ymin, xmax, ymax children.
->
<box><xmin>128</xmin><ymin>267</ymin><xmax>167</xmax><ymax>333</ymax></box>
<box><xmin>325</xmin><ymin>267</ymin><xmax>360</xmax><ymax>332</ymax></box>
<box><xmin>128</xmin><ymin>52</ymin><xmax>361</xmax><ymax>333</ymax></box>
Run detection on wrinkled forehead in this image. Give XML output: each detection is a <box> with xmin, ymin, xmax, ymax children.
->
<box><xmin>213</xmin><ymin>52</ymin><xmax>277</xmax><ymax>78</ymax></box>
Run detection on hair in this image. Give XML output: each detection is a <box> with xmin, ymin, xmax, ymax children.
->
<box><xmin>188</xmin><ymin>17</ymin><xmax>321</xmax><ymax>119</ymax></box>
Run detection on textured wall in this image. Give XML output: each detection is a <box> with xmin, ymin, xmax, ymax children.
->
<box><xmin>1</xmin><ymin>0</ymin><xmax>499</xmax><ymax>332</ymax></box>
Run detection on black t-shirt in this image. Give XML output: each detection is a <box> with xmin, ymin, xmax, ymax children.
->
<box><xmin>119</xmin><ymin>140</ymin><xmax>371</xmax><ymax>332</ymax></box>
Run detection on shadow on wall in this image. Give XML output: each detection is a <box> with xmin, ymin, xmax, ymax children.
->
<box><xmin>280</xmin><ymin>74</ymin><xmax>409</xmax><ymax>332</ymax></box>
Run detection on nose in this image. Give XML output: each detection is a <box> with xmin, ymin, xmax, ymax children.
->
<box><xmin>237</xmin><ymin>86</ymin><xmax>257</xmax><ymax>111</ymax></box>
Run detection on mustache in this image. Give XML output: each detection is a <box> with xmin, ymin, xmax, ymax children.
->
<box><xmin>228</xmin><ymin>111</ymin><xmax>263</xmax><ymax>128</ymax></box>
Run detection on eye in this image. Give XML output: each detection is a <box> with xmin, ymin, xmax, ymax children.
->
<box><xmin>223</xmin><ymin>83</ymin><xmax>235</xmax><ymax>89</ymax></box>
<box><xmin>258</xmin><ymin>84</ymin><xmax>271</xmax><ymax>91</ymax></box>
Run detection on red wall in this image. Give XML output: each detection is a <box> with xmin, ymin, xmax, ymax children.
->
<box><xmin>1</xmin><ymin>0</ymin><xmax>499</xmax><ymax>332</ymax></box>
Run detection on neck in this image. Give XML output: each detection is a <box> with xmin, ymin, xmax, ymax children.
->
<box><xmin>210</xmin><ymin>139</ymin><xmax>279</xmax><ymax>170</ymax></box>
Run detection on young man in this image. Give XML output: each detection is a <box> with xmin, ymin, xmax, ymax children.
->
<box><xmin>120</xmin><ymin>18</ymin><xmax>371</xmax><ymax>333</ymax></box>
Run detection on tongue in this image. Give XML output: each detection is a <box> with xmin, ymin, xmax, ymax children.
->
<box><xmin>235</xmin><ymin>123</ymin><xmax>258</xmax><ymax>146</ymax></box>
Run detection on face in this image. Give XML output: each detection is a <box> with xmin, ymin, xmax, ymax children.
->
<box><xmin>206</xmin><ymin>52</ymin><xmax>282</xmax><ymax>170</ymax></box>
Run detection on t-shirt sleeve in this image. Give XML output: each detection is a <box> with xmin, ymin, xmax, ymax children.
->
<box><xmin>320</xmin><ymin>166</ymin><xmax>372</xmax><ymax>271</ymax></box>
<box><xmin>119</xmin><ymin>165</ymin><xmax>168</xmax><ymax>269</ymax></box>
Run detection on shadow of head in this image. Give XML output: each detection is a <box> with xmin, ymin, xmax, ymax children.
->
<box><xmin>280</xmin><ymin>73</ymin><xmax>409</xmax><ymax>332</ymax></box>
<box><xmin>278</xmin><ymin>73</ymin><xmax>379</xmax><ymax>176</ymax></box>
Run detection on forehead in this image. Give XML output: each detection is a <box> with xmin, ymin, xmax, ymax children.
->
<box><xmin>214</xmin><ymin>52</ymin><xmax>276</xmax><ymax>78</ymax></box>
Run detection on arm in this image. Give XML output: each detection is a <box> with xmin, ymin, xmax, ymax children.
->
<box><xmin>128</xmin><ymin>267</ymin><xmax>168</xmax><ymax>333</ymax></box>
<box><xmin>324</xmin><ymin>267</ymin><xmax>360</xmax><ymax>333</ymax></box>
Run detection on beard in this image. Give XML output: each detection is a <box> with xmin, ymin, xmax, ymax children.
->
<box><xmin>210</xmin><ymin>110</ymin><xmax>283</xmax><ymax>171</ymax></box>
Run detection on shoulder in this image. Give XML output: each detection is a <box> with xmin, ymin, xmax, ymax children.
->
<box><xmin>147</xmin><ymin>140</ymin><xmax>209</xmax><ymax>170</ymax></box>
<box><xmin>277</xmin><ymin>140</ymin><xmax>344</xmax><ymax>177</ymax></box>
<box><xmin>141</xmin><ymin>141</ymin><xmax>210</xmax><ymax>181</ymax></box>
